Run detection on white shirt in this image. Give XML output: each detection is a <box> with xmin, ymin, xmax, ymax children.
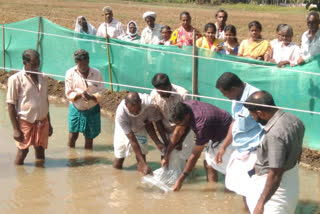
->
<box><xmin>115</xmin><ymin>94</ymin><xmax>161</xmax><ymax>134</ymax></box>
<box><xmin>272</xmin><ymin>42</ymin><xmax>300</xmax><ymax>65</ymax></box>
<box><xmin>300</xmin><ymin>29</ymin><xmax>320</xmax><ymax>60</ymax></box>
<box><xmin>140</xmin><ymin>24</ymin><xmax>163</xmax><ymax>45</ymax></box>
<box><xmin>96</xmin><ymin>19</ymin><xmax>125</xmax><ymax>39</ymax></box>
<box><xmin>270</xmin><ymin>39</ymin><xmax>280</xmax><ymax>49</ymax></box>
<box><xmin>65</xmin><ymin>66</ymin><xmax>105</xmax><ymax>110</ymax></box>
<box><xmin>215</xmin><ymin>23</ymin><xmax>225</xmax><ymax>40</ymax></box>
<box><xmin>150</xmin><ymin>84</ymin><xmax>189</xmax><ymax>131</ymax></box>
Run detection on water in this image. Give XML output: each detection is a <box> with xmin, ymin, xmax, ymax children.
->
<box><xmin>0</xmin><ymin>90</ymin><xmax>319</xmax><ymax>214</ymax></box>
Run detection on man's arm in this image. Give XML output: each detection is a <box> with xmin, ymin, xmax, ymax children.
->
<box><xmin>126</xmin><ymin>131</ymin><xmax>152</xmax><ymax>175</ymax></box>
<box><xmin>173</xmin><ymin>144</ymin><xmax>205</xmax><ymax>191</ymax></box>
<box><xmin>155</xmin><ymin>120</ymin><xmax>170</xmax><ymax>147</ymax></box>
<box><xmin>8</xmin><ymin>104</ymin><xmax>23</xmax><ymax>142</ymax></box>
<box><xmin>253</xmin><ymin>168</ymin><xmax>285</xmax><ymax>214</ymax></box>
<box><xmin>161</xmin><ymin>124</ymin><xmax>187</xmax><ymax>167</ymax></box>
<box><xmin>145</xmin><ymin>121</ymin><xmax>164</xmax><ymax>153</ymax></box>
<box><xmin>215</xmin><ymin>120</ymin><xmax>234</xmax><ymax>164</ymax></box>
<box><xmin>47</xmin><ymin>112</ymin><xmax>53</xmax><ymax>137</ymax></box>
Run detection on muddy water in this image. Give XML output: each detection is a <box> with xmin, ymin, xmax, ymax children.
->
<box><xmin>0</xmin><ymin>90</ymin><xmax>319</xmax><ymax>214</ymax></box>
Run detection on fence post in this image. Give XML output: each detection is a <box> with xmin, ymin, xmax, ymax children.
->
<box><xmin>36</xmin><ymin>16</ymin><xmax>42</xmax><ymax>52</ymax></box>
<box><xmin>192</xmin><ymin>29</ymin><xmax>198</xmax><ymax>100</ymax></box>
<box><xmin>2</xmin><ymin>24</ymin><xmax>5</xmax><ymax>70</ymax></box>
<box><xmin>104</xmin><ymin>16</ymin><xmax>113</xmax><ymax>92</ymax></box>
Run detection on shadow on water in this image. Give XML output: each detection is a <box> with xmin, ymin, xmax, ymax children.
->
<box><xmin>34</xmin><ymin>156</ymin><xmax>113</xmax><ymax>168</ymax></box>
<box><xmin>296</xmin><ymin>200</ymin><xmax>320</xmax><ymax>214</ymax></box>
<box><xmin>92</xmin><ymin>144</ymin><xmax>114</xmax><ymax>152</ymax></box>
<box><xmin>125</xmin><ymin>161</ymin><xmax>162</xmax><ymax>171</ymax></box>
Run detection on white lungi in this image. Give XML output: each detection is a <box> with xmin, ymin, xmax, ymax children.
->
<box><xmin>225</xmin><ymin>150</ymin><xmax>257</xmax><ymax>196</ymax></box>
<box><xmin>246</xmin><ymin>164</ymin><xmax>299</xmax><ymax>214</ymax></box>
<box><xmin>204</xmin><ymin>141</ymin><xmax>235</xmax><ymax>174</ymax></box>
<box><xmin>113</xmin><ymin>122</ymin><xmax>149</xmax><ymax>158</ymax></box>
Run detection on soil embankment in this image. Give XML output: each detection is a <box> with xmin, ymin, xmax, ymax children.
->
<box><xmin>1</xmin><ymin>70</ymin><xmax>320</xmax><ymax>171</ymax></box>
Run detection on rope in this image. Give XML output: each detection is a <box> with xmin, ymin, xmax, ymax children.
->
<box><xmin>2</xmin><ymin>26</ymin><xmax>320</xmax><ymax>77</ymax></box>
<box><xmin>2</xmin><ymin>66</ymin><xmax>320</xmax><ymax>115</ymax></box>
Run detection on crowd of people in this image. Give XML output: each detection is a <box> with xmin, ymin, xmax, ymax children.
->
<box><xmin>75</xmin><ymin>6</ymin><xmax>320</xmax><ymax>68</ymax></box>
<box><xmin>6</xmin><ymin>5</ymin><xmax>314</xmax><ymax>214</ymax></box>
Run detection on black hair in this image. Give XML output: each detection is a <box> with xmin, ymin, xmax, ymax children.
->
<box><xmin>215</xmin><ymin>9</ymin><xmax>228</xmax><ymax>20</ymax></box>
<box><xmin>161</xmin><ymin>25</ymin><xmax>172</xmax><ymax>32</ymax></box>
<box><xmin>224</xmin><ymin>24</ymin><xmax>238</xmax><ymax>43</ymax></box>
<box><xmin>168</xmin><ymin>102</ymin><xmax>189</xmax><ymax>123</ymax></box>
<box><xmin>180</xmin><ymin>11</ymin><xmax>191</xmax><ymax>20</ymax></box>
<box><xmin>22</xmin><ymin>49</ymin><xmax>40</xmax><ymax>63</ymax></box>
<box><xmin>204</xmin><ymin>22</ymin><xmax>216</xmax><ymax>33</ymax></box>
<box><xmin>248</xmin><ymin>20</ymin><xmax>262</xmax><ymax>31</ymax></box>
<box><xmin>307</xmin><ymin>11</ymin><xmax>320</xmax><ymax>21</ymax></box>
<box><xmin>215</xmin><ymin>72</ymin><xmax>243</xmax><ymax>91</ymax></box>
<box><xmin>73</xmin><ymin>49</ymin><xmax>89</xmax><ymax>61</ymax></box>
<box><xmin>152</xmin><ymin>73</ymin><xmax>171</xmax><ymax>88</ymax></box>
<box><xmin>244</xmin><ymin>91</ymin><xmax>276</xmax><ymax>112</ymax></box>
<box><xmin>125</xmin><ymin>91</ymin><xmax>141</xmax><ymax>106</ymax></box>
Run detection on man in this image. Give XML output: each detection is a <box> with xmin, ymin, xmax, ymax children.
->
<box><xmin>113</xmin><ymin>92</ymin><xmax>166</xmax><ymax>175</ymax></box>
<box><xmin>210</xmin><ymin>72</ymin><xmax>263</xmax><ymax>199</ymax></box>
<box><xmin>244</xmin><ymin>91</ymin><xmax>305</xmax><ymax>214</ymax></box>
<box><xmin>7</xmin><ymin>49</ymin><xmax>53</xmax><ymax>165</ymax></box>
<box><xmin>65</xmin><ymin>49</ymin><xmax>105</xmax><ymax>149</ymax></box>
<box><xmin>297</xmin><ymin>11</ymin><xmax>320</xmax><ymax>64</ymax></box>
<box><xmin>215</xmin><ymin>9</ymin><xmax>228</xmax><ymax>40</ymax></box>
<box><xmin>150</xmin><ymin>73</ymin><xmax>193</xmax><ymax>163</ymax></box>
<box><xmin>140</xmin><ymin>11</ymin><xmax>163</xmax><ymax>44</ymax></box>
<box><xmin>96</xmin><ymin>6</ymin><xmax>125</xmax><ymax>38</ymax></box>
<box><xmin>162</xmin><ymin>100</ymin><xmax>233</xmax><ymax>191</ymax></box>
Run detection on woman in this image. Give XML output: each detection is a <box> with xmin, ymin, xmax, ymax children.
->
<box><xmin>74</xmin><ymin>16</ymin><xmax>97</xmax><ymax>35</ymax></box>
<box><xmin>159</xmin><ymin>25</ymin><xmax>172</xmax><ymax>45</ymax></box>
<box><xmin>270</xmin><ymin>23</ymin><xmax>285</xmax><ymax>48</ymax></box>
<box><xmin>122</xmin><ymin>21</ymin><xmax>141</xmax><ymax>43</ymax></box>
<box><xmin>238</xmin><ymin>21</ymin><xmax>272</xmax><ymax>61</ymax></box>
<box><xmin>170</xmin><ymin>11</ymin><xmax>201</xmax><ymax>47</ymax></box>
<box><xmin>196</xmin><ymin>23</ymin><xmax>223</xmax><ymax>50</ymax></box>
<box><xmin>216</xmin><ymin>25</ymin><xmax>239</xmax><ymax>55</ymax></box>
<box><xmin>271</xmin><ymin>24</ymin><xmax>300</xmax><ymax>67</ymax></box>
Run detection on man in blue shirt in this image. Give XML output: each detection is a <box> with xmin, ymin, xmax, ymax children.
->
<box><xmin>205</xmin><ymin>72</ymin><xmax>263</xmax><ymax>204</ymax></box>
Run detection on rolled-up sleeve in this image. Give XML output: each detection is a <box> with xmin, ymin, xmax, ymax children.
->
<box><xmin>6</xmin><ymin>75</ymin><xmax>19</xmax><ymax>105</ymax></box>
<box><xmin>65</xmin><ymin>70</ymin><xmax>78</xmax><ymax>102</ymax></box>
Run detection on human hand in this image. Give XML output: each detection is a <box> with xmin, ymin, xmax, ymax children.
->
<box><xmin>173</xmin><ymin>177</ymin><xmax>183</xmax><ymax>191</ymax></box>
<box><xmin>82</xmin><ymin>91</ymin><xmax>95</xmax><ymax>101</ymax></box>
<box><xmin>161</xmin><ymin>156</ymin><xmax>169</xmax><ymax>168</ymax></box>
<box><xmin>215</xmin><ymin>146</ymin><xmax>226</xmax><ymax>164</ymax></box>
<box><xmin>138</xmin><ymin>162</ymin><xmax>153</xmax><ymax>175</ymax></box>
<box><xmin>227</xmin><ymin>48</ymin><xmax>234</xmax><ymax>55</ymax></box>
<box><xmin>156</xmin><ymin>143</ymin><xmax>165</xmax><ymax>153</ymax></box>
<box><xmin>13</xmin><ymin>128</ymin><xmax>24</xmax><ymax>142</ymax></box>
<box><xmin>215</xmin><ymin>44</ymin><xmax>223</xmax><ymax>52</ymax></box>
<box><xmin>297</xmin><ymin>57</ymin><xmax>304</xmax><ymax>65</ymax></box>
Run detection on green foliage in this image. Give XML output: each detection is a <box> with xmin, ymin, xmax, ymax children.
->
<box><xmin>304</xmin><ymin>0</ymin><xmax>320</xmax><ymax>11</ymax></box>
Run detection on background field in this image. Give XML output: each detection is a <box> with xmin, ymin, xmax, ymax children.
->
<box><xmin>0</xmin><ymin>0</ymin><xmax>311</xmax><ymax>43</ymax></box>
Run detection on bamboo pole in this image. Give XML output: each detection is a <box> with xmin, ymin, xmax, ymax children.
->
<box><xmin>36</xmin><ymin>16</ymin><xmax>42</xmax><ymax>52</ymax></box>
<box><xmin>192</xmin><ymin>29</ymin><xmax>198</xmax><ymax>100</ymax></box>
<box><xmin>105</xmin><ymin>15</ymin><xmax>113</xmax><ymax>92</ymax></box>
<box><xmin>2</xmin><ymin>24</ymin><xmax>5</xmax><ymax>70</ymax></box>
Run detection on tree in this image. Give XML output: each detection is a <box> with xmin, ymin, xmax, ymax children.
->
<box><xmin>304</xmin><ymin>0</ymin><xmax>320</xmax><ymax>11</ymax></box>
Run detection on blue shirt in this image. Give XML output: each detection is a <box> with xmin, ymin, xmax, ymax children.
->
<box><xmin>231</xmin><ymin>83</ymin><xmax>264</xmax><ymax>152</ymax></box>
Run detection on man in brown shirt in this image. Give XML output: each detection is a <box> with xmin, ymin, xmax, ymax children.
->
<box><xmin>7</xmin><ymin>49</ymin><xmax>53</xmax><ymax>165</ymax></box>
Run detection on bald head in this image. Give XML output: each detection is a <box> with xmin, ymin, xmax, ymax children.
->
<box><xmin>244</xmin><ymin>91</ymin><xmax>276</xmax><ymax>112</ymax></box>
<box><xmin>125</xmin><ymin>92</ymin><xmax>141</xmax><ymax>106</ymax></box>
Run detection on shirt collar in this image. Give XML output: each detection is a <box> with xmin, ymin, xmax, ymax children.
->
<box><xmin>263</xmin><ymin>109</ymin><xmax>285</xmax><ymax>132</ymax></box>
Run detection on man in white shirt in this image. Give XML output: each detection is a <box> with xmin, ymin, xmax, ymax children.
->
<box><xmin>298</xmin><ymin>11</ymin><xmax>320</xmax><ymax>64</ymax></box>
<box><xmin>96</xmin><ymin>6</ymin><xmax>125</xmax><ymax>39</ymax></box>
<box><xmin>113</xmin><ymin>92</ymin><xmax>165</xmax><ymax>175</ymax></box>
<box><xmin>140</xmin><ymin>11</ymin><xmax>163</xmax><ymax>44</ymax></box>
<box><xmin>65</xmin><ymin>49</ymin><xmax>105</xmax><ymax>149</ymax></box>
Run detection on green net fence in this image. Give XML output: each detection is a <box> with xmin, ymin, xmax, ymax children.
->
<box><xmin>1</xmin><ymin>17</ymin><xmax>319</xmax><ymax>150</ymax></box>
